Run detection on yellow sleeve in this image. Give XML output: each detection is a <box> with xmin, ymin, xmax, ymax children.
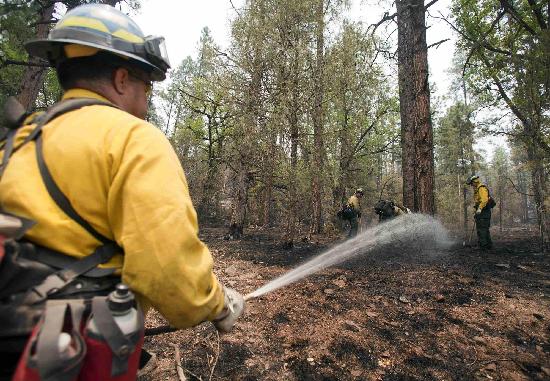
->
<box><xmin>107</xmin><ymin>123</ymin><xmax>224</xmax><ymax>329</ymax></box>
<box><xmin>478</xmin><ymin>186</ymin><xmax>489</xmax><ymax>210</ymax></box>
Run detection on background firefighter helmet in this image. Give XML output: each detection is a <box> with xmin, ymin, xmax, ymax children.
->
<box><xmin>466</xmin><ymin>175</ymin><xmax>479</xmax><ymax>185</ymax></box>
<box><xmin>24</xmin><ymin>4</ymin><xmax>170</xmax><ymax>81</ymax></box>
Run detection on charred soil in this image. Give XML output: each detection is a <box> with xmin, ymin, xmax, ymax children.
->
<box><xmin>142</xmin><ymin>225</ymin><xmax>550</xmax><ymax>381</ymax></box>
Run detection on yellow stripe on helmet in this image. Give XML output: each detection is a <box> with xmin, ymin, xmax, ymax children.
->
<box><xmin>57</xmin><ymin>16</ymin><xmax>110</xmax><ymax>34</ymax></box>
<box><xmin>112</xmin><ymin>29</ymin><xmax>144</xmax><ymax>43</ymax></box>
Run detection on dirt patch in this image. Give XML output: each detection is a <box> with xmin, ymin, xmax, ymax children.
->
<box><xmin>141</xmin><ymin>225</ymin><xmax>550</xmax><ymax>380</ymax></box>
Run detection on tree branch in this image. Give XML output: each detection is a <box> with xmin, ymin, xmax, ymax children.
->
<box><xmin>425</xmin><ymin>0</ymin><xmax>440</xmax><ymax>10</ymax></box>
<box><xmin>506</xmin><ymin>177</ymin><xmax>535</xmax><ymax>197</ymax></box>
<box><xmin>368</xmin><ymin>11</ymin><xmax>397</xmax><ymax>35</ymax></box>
<box><xmin>526</xmin><ymin>0</ymin><xmax>548</xmax><ymax>29</ymax></box>
<box><xmin>427</xmin><ymin>38</ymin><xmax>450</xmax><ymax>50</ymax></box>
<box><xmin>499</xmin><ymin>0</ymin><xmax>538</xmax><ymax>35</ymax></box>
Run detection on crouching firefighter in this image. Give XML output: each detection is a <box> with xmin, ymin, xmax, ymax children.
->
<box><xmin>0</xmin><ymin>5</ymin><xmax>245</xmax><ymax>381</ymax></box>
<box><xmin>373</xmin><ymin>200</ymin><xmax>410</xmax><ymax>222</ymax></box>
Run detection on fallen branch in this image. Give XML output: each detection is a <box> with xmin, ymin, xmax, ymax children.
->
<box><xmin>208</xmin><ymin>330</ymin><xmax>221</xmax><ymax>381</ymax></box>
<box><xmin>171</xmin><ymin>343</ymin><xmax>188</xmax><ymax>381</ymax></box>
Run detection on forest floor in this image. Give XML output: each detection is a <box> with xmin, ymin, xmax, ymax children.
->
<box><xmin>141</xmin><ymin>221</ymin><xmax>550</xmax><ymax>381</ymax></box>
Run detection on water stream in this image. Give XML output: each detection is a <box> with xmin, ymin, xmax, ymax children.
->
<box><xmin>246</xmin><ymin>214</ymin><xmax>453</xmax><ymax>299</ymax></box>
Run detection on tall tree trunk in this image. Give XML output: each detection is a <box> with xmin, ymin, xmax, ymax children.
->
<box><xmin>518</xmin><ymin>171</ymin><xmax>529</xmax><ymax>223</ymax></box>
<box><xmin>262</xmin><ymin>128</ymin><xmax>276</xmax><ymax>226</ymax></box>
<box><xmin>396</xmin><ymin>0</ymin><xmax>435</xmax><ymax>214</ymax></box>
<box><xmin>527</xmin><ymin>144</ymin><xmax>548</xmax><ymax>250</ymax></box>
<box><xmin>311</xmin><ymin>0</ymin><xmax>325</xmax><ymax>234</ymax></box>
<box><xmin>17</xmin><ymin>3</ymin><xmax>55</xmax><ymax>111</ymax></box>
<box><xmin>287</xmin><ymin>112</ymin><xmax>299</xmax><ymax>247</ymax></box>
<box><xmin>335</xmin><ymin>107</ymin><xmax>351</xmax><ymax>209</ymax></box>
<box><xmin>229</xmin><ymin>161</ymin><xmax>248</xmax><ymax>239</ymax></box>
<box><xmin>285</xmin><ymin>49</ymin><xmax>300</xmax><ymax>248</ymax></box>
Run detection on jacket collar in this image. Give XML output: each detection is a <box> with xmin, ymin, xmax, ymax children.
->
<box><xmin>62</xmin><ymin>88</ymin><xmax>112</xmax><ymax>104</ymax></box>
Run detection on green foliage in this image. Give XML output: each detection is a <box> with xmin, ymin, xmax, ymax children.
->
<box><xmin>162</xmin><ymin>0</ymin><xmax>400</xmax><ymax>230</ymax></box>
<box><xmin>0</xmin><ymin>1</ymin><xmax>37</xmax><ymax>105</ymax></box>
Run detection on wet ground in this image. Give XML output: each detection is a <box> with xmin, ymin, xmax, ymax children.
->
<box><xmin>142</xmin><ymin>224</ymin><xmax>550</xmax><ymax>381</ymax></box>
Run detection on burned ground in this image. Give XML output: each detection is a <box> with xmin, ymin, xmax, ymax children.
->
<box><xmin>142</xmin><ymin>225</ymin><xmax>550</xmax><ymax>381</ymax></box>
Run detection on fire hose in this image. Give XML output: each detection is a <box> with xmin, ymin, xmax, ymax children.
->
<box><xmin>144</xmin><ymin>293</ymin><xmax>255</xmax><ymax>337</ymax></box>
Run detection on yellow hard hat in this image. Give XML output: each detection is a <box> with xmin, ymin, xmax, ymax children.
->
<box><xmin>25</xmin><ymin>4</ymin><xmax>170</xmax><ymax>81</ymax></box>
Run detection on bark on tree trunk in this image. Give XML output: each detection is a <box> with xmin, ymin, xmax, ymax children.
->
<box><xmin>17</xmin><ymin>3</ymin><xmax>55</xmax><ymax>111</ymax></box>
<box><xmin>527</xmin><ymin>144</ymin><xmax>548</xmax><ymax>250</ymax></box>
<box><xmin>396</xmin><ymin>0</ymin><xmax>435</xmax><ymax>214</ymax></box>
<box><xmin>311</xmin><ymin>0</ymin><xmax>325</xmax><ymax>234</ymax></box>
<box><xmin>229</xmin><ymin>162</ymin><xmax>248</xmax><ymax>239</ymax></box>
<box><xmin>335</xmin><ymin>107</ymin><xmax>351</xmax><ymax>209</ymax></box>
<box><xmin>262</xmin><ymin>128</ymin><xmax>276</xmax><ymax>227</ymax></box>
<box><xmin>287</xmin><ymin>116</ymin><xmax>299</xmax><ymax>248</ymax></box>
<box><xmin>518</xmin><ymin>171</ymin><xmax>529</xmax><ymax>223</ymax></box>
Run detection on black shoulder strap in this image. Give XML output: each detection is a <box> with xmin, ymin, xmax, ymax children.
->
<box><xmin>0</xmin><ymin>98</ymin><xmax>115</xmax><ymax>178</ymax></box>
<box><xmin>26</xmin><ymin>98</ymin><xmax>115</xmax><ymax>144</ymax></box>
<box><xmin>0</xmin><ymin>128</ymin><xmax>17</xmax><ymax>178</ymax></box>
<box><xmin>30</xmin><ymin>98</ymin><xmax>121</xmax><ymax>247</ymax></box>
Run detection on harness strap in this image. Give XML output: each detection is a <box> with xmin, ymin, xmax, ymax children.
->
<box><xmin>0</xmin><ymin>129</ymin><xmax>17</xmax><ymax>178</ymax></box>
<box><xmin>36</xmin><ymin>301</ymin><xmax>86</xmax><ymax>381</ymax></box>
<box><xmin>25</xmin><ymin>242</ymin><xmax>119</xmax><ymax>304</ymax></box>
<box><xmin>91</xmin><ymin>297</ymin><xmax>141</xmax><ymax>376</ymax></box>
<box><xmin>19</xmin><ymin>243</ymin><xmax>116</xmax><ymax>278</ymax></box>
<box><xmin>35</xmin><ymin>134</ymin><xmax>114</xmax><ymax>245</ymax></box>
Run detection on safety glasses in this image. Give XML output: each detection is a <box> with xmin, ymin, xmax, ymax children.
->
<box><xmin>127</xmin><ymin>68</ymin><xmax>153</xmax><ymax>97</ymax></box>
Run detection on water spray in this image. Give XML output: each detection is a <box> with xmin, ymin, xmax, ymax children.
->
<box><xmin>242</xmin><ymin>214</ymin><xmax>452</xmax><ymax>300</ymax></box>
<box><xmin>145</xmin><ymin>214</ymin><xmax>452</xmax><ymax>336</ymax></box>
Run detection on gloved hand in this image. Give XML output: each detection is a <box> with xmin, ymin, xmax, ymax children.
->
<box><xmin>475</xmin><ymin>207</ymin><xmax>482</xmax><ymax>215</ymax></box>
<box><xmin>213</xmin><ymin>286</ymin><xmax>245</xmax><ymax>333</ymax></box>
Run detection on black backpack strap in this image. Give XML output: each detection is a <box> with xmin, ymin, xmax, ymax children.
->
<box><xmin>0</xmin><ymin>98</ymin><xmax>114</xmax><ymax>176</ymax></box>
<box><xmin>25</xmin><ymin>98</ymin><xmax>115</xmax><ymax>146</ymax></box>
<box><xmin>0</xmin><ymin>128</ymin><xmax>17</xmax><ymax>178</ymax></box>
<box><xmin>25</xmin><ymin>242</ymin><xmax>120</xmax><ymax>303</ymax></box>
<box><xmin>35</xmin><ymin>134</ymin><xmax>114</xmax><ymax>245</ymax></box>
<box><xmin>29</xmin><ymin>99</ymin><xmax>121</xmax><ymax>247</ymax></box>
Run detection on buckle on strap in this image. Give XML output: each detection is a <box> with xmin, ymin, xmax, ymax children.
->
<box><xmin>30</xmin><ymin>273</ymin><xmax>69</xmax><ymax>301</ymax></box>
<box><xmin>25</xmin><ymin>243</ymin><xmax>120</xmax><ymax>303</ymax></box>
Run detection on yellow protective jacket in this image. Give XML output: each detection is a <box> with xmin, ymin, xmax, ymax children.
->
<box><xmin>472</xmin><ymin>179</ymin><xmax>489</xmax><ymax>210</ymax></box>
<box><xmin>347</xmin><ymin>195</ymin><xmax>361</xmax><ymax>215</ymax></box>
<box><xmin>0</xmin><ymin>89</ymin><xmax>224</xmax><ymax>328</ymax></box>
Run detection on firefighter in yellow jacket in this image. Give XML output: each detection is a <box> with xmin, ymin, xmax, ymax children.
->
<box><xmin>346</xmin><ymin>188</ymin><xmax>364</xmax><ymax>237</ymax></box>
<box><xmin>467</xmin><ymin>175</ymin><xmax>493</xmax><ymax>250</ymax></box>
<box><xmin>0</xmin><ymin>5</ymin><xmax>244</xmax><ymax>379</ymax></box>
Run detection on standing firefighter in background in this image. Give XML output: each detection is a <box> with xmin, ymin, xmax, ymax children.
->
<box><xmin>346</xmin><ymin>188</ymin><xmax>364</xmax><ymax>237</ymax></box>
<box><xmin>0</xmin><ymin>5</ymin><xmax>244</xmax><ymax>380</ymax></box>
<box><xmin>467</xmin><ymin>175</ymin><xmax>495</xmax><ymax>250</ymax></box>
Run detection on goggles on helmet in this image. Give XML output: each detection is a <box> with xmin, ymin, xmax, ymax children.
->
<box><xmin>43</xmin><ymin>28</ymin><xmax>170</xmax><ymax>79</ymax></box>
<box><xmin>143</xmin><ymin>36</ymin><xmax>170</xmax><ymax>72</ymax></box>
